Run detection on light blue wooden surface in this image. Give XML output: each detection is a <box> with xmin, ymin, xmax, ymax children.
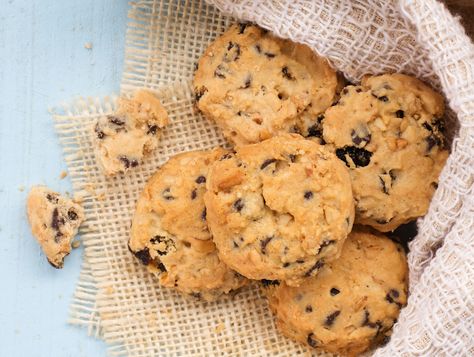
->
<box><xmin>0</xmin><ymin>1</ymin><xmax>129</xmax><ymax>355</ymax></box>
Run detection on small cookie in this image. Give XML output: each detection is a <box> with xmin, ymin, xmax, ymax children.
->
<box><xmin>26</xmin><ymin>186</ymin><xmax>84</xmax><ymax>268</ymax></box>
<box><xmin>265</xmin><ymin>230</ymin><xmax>408</xmax><ymax>357</ymax></box>
<box><xmin>323</xmin><ymin>74</ymin><xmax>449</xmax><ymax>231</ymax></box>
<box><xmin>129</xmin><ymin>148</ymin><xmax>247</xmax><ymax>301</ymax></box>
<box><xmin>93</xmin><ymin>89</ymin><xmax>169</xmax><ymax>176</ymax></box>
<box><xmin>194</xmin><ymin>23</ymin><xmax>339</xmax><ymax>145</ymax></box>
<box><xmin>205</xmin><ymin>134</ymin><xmax>354</xmax><ymax>286</ymax></box>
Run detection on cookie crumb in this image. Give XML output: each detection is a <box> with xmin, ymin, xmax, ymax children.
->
<box><xmin>71</xmin><ymin>240</ymin><xmax>81</xmax><ymax>249</ymax></box>
<box><xmin>105</xmin><ymin>285</ymin><xmax>115</xmax><ymax>295</ymax></box>
<box><xmin>59</xmin><ymin>171</ymin><xmax>68</xmax><ymax>179</ymax></box>
<box><xmin>18</xmin><ymin>185</ymin><xmax>25</xmax><ymax>192</ymax></box>
<box><xmin>84</xmin><ymin>42</ymin><xmax>93</xmax><ymax>50</ymax></box>
<box><xmin>214</xmin><ymin>323</ymin><xmax>225</xmax><ymax>334</ymax></box>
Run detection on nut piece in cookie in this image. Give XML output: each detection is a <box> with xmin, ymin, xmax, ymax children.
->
<box><xmin>193</xmin><ymin>23</ymin><xmax>340</xmax><ymax>145</ymax></box>
<box><xmin>204</xmin><ymin>134</ymin><xmax>354</xmax><ymax>286</ymax></box>
<box><xmin>323</xmin><ymin>73</ymin><xmax>449</xmax><ymax>231</ymax></box>
<box><xmin>128</xmin><ymin>148</ymin><xmax>247</xmax><ymax>301</ymax></box>
<box><xmin>93</xmin><ymin>89</ymin><xmax>169</xmax><ymax>176</ymax></box>
<box><xmin>265</xmin><ymin>230</ymin><xmax>408</xmax><ymax>356</ymax></box>
<box><xmin>26</xmin><ymin>186</ymin><xmax>84</xmax><ymax>268</ymax></box>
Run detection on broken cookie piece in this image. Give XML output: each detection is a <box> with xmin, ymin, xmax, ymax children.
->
<box><xmin>26</xmin><ymin>186</ymin><xmax>85</xmax><ymax>268</ymax></box>
<box><xmin>93</xmin><ymin>89</ymin><xmax>169</xmax><ymax>176</ymax></box>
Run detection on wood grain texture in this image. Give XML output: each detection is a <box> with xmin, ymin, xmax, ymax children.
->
<box><xmin>0</xmin><ymin>1</ymin><xmax>128</xmax><ymax>356</ymax></box>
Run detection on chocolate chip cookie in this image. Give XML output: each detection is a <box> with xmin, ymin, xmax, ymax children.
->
<box><xmin>322</xmin><ymin>74</ymin><xmax>449</xmax><ymax>231</ymax></box>
<box><xmin>26</xmin><ymin>186</ymin><xmax>85</xmax><ymax>268</ymax></box>
<box><xmin>128</xmin><ymin>148</ymin><xmax>247</xmax><ymax>301</ymax></box>
<box><xmin>93</xmin><ymin>89</ymin><xmax>169</xmax><ymax>176</ymax></box>
<box><xmin>265</xmin><ymin>230</ymin><xmax>408</xmax><ymax>356</ymax></box>
<box><xmin>204</xmin><ymin>134</ymin><xmax>354</xmax><ymax>286</ymax></box>
<box><xmin>193</xmin><ymin>23</ymin><xmax>340</xmax><ymax>145</ymax></box>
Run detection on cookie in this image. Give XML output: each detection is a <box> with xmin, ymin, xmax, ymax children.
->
<box><xmin>26</xmin><ymin>186</ymin><xmax>85</xmax><ymax>268</ymax></box>
<box><xmin>322</xmin><ymin>73</ymin><xmax>449</xmax><ymax>231</ymax></box>
<box><xmin>129</xmin><ymin>148</ymin><xmax>247</xmax><ymax>301</ymax></box>
<box><xmin>193</xmin><ymin>23</ymin><xmax>339</xmax><ymax>145</ymax></box>
<box><xmin>93</xmin><ymin>89</ymin><xmax>169</xmax><ymax>176</ymax></box>
<box><xmin>265</xmin><ymin>230</ymin><xmax>408</xmax><ymax>357</ymax></box>
<box><xmin>204</xmin><ymin>134</ymin><xmax>354</xmax><ymax>286</ymax></box>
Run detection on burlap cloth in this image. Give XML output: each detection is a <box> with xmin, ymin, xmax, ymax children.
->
<box><xmin>52</xmin><ymin>0</ymin><xmax>474</xmax><ymax>356</ymax></box>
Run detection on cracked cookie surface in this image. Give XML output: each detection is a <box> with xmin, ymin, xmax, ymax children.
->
<box><xmin>26</xmin><ymin>186</ymin><xmax>84</xmax><ymax>268</ymax></box>
<box><xmin>193</xmin><ymin>23</ymin><xmax>339</xmax><ymax>145</ymax></box>
<box><xmin>129</xmin><ymin>148</ymin><xmax>247</xmax><ymax>301</ymax></box>
<box><xmin>265</xmin><ymin>230</ymin><xmax>408</xmax><ymax>357</ymax></box>
<box><xmin>93</xmin><ymin>89</ymin><xmax>169</xmax><ymax>176</ymax></box>
<box><xmin>323</xmin><ymin>74</ymin><xmax>449</xmax><ymax>231</ymax></box>
<box><xmin>204</xmin><ymin>134</ymin><xmax>354</xmax><ymax>286</ymax></box>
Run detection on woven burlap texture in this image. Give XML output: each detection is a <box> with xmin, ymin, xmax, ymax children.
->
<box><xmin>53</xmin><ymin>0</ymin><xmax>474</xmax><ymax>356</ymax></box>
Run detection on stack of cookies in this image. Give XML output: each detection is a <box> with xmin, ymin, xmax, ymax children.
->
<box><xmin>26</xmin><ymin>23</ymin><xmax>448</xmax><ymax>356</ymax></box>
<box><xmin>125</xmin><ymin>24</ymin><xmax>449</xmax><ymax>356</ymax></box>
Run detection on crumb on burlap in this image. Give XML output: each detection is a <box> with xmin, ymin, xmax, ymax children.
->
<box><xmin>214</xmin><ymin>323</ymin><xmax>225</xmax><ymax>334</ymax></box>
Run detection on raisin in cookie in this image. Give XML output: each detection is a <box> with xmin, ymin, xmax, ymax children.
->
<box><xmin>265</xmin><ymin>230</ymin><xmax>408</xmax><ymax>357</ymax></box>
<box><xmin>129</xmin><ymin>148</ymin><xmax>247</xmax><ymax>301</ymax></box>
<box><xmin>26</xmin><ymin>186</ymin><xmax>84</xmax><ymax>268</ymax></box>
<box><xmin>193</xmin><ymin>23</ymin><xmax>339</xmax><ymax>145</ymax></box>
<box><xmin>93</xmin><ymin>89</ymin><xmax>169</xmax><ymax>176</ymax></box>
<box><xmin>204</xmin><ymin>134</ymin><xmax>354</xmax><ymax>286</ymax></box>
<box><xmin>323</xmin><ymin>74</ymin><xmax>449</xmax><ymax>232</ymax></box>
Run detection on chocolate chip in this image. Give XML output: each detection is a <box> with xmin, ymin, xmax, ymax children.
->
<box><xmin>426</xmin><ymin>134</ymin><xmax>441</xmax><ymax>152</ymax></box>
<box><xmin>147</xmin><ymin>124</ymin><xmax>158</xmax><ymax>135</ymax></box>
<box><xmin>238</xmin><ymin>23</ymin><xmax>248</xmax><ymax>34</ymax></box>
<box><xmin>395</xmin><ymin>110</ymin><xmax>405</xmax><ymax>118</ymax></box>
<box><xmin>296</xmin><ymin>259</ymin><xmax>305</xmax><ymax>264</ymax></box>
<box><xmin>317</xmin><ymin>240</ymin><xmax>336</xmax><ymax>254</ymax></box>
<box><xmin>150</xmin><ymin>235</ymin><xmax>176</xmax><ymax>256</ymax></box>
<box><xmin>255</xmin><ymin>44</ymin><xmax>261</xmax><ymax>53</ymax></box>
<box><xmin>162</xmin><ymin>188</ymin><xmax>175</xmax><ymax>201</ymax></box>
<box><xmin>95</xmin><ymin>123</ymin><xmax>105</xmax><ymax>139</ymax></box>
<box><xmin>379</xmin><ymin>176</ymin><xmax>389</xmax><ymax>195</ymax></box>
<box><xmin>362</xmin><ymin>309</ymin><xmax>381</xmax><ymax>329</ymax></box>
<box><xmin>201</xmin><ymin>208</ymin><xmax>207</xmax><ymax>221</ymax></box>
<box><xmin>233</xmin><ymin>241</ymin><xmax>239</xmax><ymax>248</ymax></box>
<box><xmin>385</xmin><ymin>289</ymin><xmax>403</xmax><ymax>308</ymax></box>
<box><xmin>224</xmin><ymin>42</ymin><xmax>241</xmax><ymax>62</ymax></box>
<box><xmin>46</xmin><ymin>193</ymin><xmax>59</xmax><ymax>203</ymax></box>
<box><xmin>307</xmin><ymin>333</ymin><xmax>318</xmax><ymax>348</ymax></box>
<box><xmin>378</xmin><ymin>95</ymin><xmax>389</xmax><ymax>102</ymax></box>
<box><xmin>67</xmin><ymin>209</ymin><xmax>78</xmax><ymax>220</ymax></box>
<box><xmin>190</xmin><ymin>292</ymin><xmax>201</xmax><ymax>299</ymax></box>
<box><xmin>283</xmin><ymin>262</ymin><xmax>290</xmax><ymax>267</ymax></box>
<box><xmin>119</xmin><ymin>156</ymin><xmax>138</xmax><ymax>169</ymax></box>
<box><xmin>260</xmin><ymin>236</ymin><xmax>273</xmax><ymax>254</ymax></box>
<box><xmin>108</xmin><ymin>115</ymin><xmax>125</xmax><ymax>126</ymax></box>
<box><xmin>375</xmin><ymin>218</ymin><xmax>390</xmax><ymax>225</ymax></box>
<box><xmin>330</xmin><ymin>288</ymin><xmax>340</xmax><ymax>296</ymax></box>
<box><xmin>289</xmin><ymin>154</ymin><xmax>297</xmax><ymax>163</ymax></box>
<box><xmin>390</xmin><ymin>289</ymin><xmax>400</xmax><ymax>298</ymax></box>
<box><xmin>156</xmin><ymin>261</ymin><xmax>167</xmax><ymax>272</ymax></box>
<box><xmin>260</xmin><ymin>158</ymin><xmax>277</xmax><ymax>170</ymax></box>
<box><xmin>305</xmin><ymin>305</ymin><xmax>313</xmax><ymax>313</ymax></box>
<box><xmin>342</xmin><ymin>88</ymin><xmax>348</xmax><ymax>95</ymax></box>
<box><xmin>261</xmin><ymin>279</ymin><xmax>280</xmax><ymax>287</ymax></box>
<box><xmin>307</xmin><ymin>115</ymin><xmax>325</xmax><ymax>138</ymax></box>
<box><xmin>335</xmin><ymin>146</ymin><xmax>373</xmax><ymax>167</ymax></box>
<box><xmin>51</xmin><ymin>208</ymin><xmax>64</xmax><ymax>231</ymax></box>
<box><xmin>432</xmin><ymin>182</ymin><xmax>438</xmax><ymax>189</ymax></box>
<box><xmin>356</xmin><ymin>88</ymin><xmax>362</xmax><ymax>93</ymax></box>
<box><xmin>324</xmin><ymin>310</ymin><xmax>341</xmax><ymax>327</ymax></box>
<box><xmin>214</xmin><ymin>64</ymin><xmax>227</xmax><ymax>78</ymax></box>
<box><xmin>264</xmin><ymin>52</ymin><xmax>276</xmax><ymax>58</ymax></box>
<box><xmin>433</xmin><ymin>118</ymin><xmax>446</xmax><ymax>133</ymax></box>
<box><xmin>304</xmin><ymin>191</ymin><xmax>313</xmax><ymax>200</ymax></box>
<box><xmin>220</xmin><ymin>153</ymin><xmax>233</xmax><ymax>160</ymax></box>
<box><xmin>233</xmin><ymin>198</ymin><xmax>244</xmax><ymax>212</ymax></box>
<box><xmin>304</xmin><ymin>259</ymin><xmax>324</xmax><ymax>277</ymax></box>
<box><xmin>195</xmin><ymin>175</ymin><xmax>206</xmax><ymax>184</ymax></box>
<box><xmin>193</xmin><ymin>62</ymin><xmax>198</xmax><ymax>71</ymax></box>
<box><xmin>282</xmin><ymin>66</ymin><xmax>295</xmax><ymax>80</ymax></box>
<box><xmin>351</xmin><ymin>125</ymin><xmax>371</xmax><ymax>146</ymax></box>
<box><xmin>195</xmin><ymin>86</ymin><xmax>208</xmax><ymax>101</ymax></box>
<box><xmin>132</xmin><ymin>247</ymin><xmax>152</xmax><ymax>265</ymax></box>
<box><xmin>47</xmin><ymin>258</ymin><xmax>63</xmax><ymax>269</ymax></box>
<box><xmin>380</xmin><ymin>335</ymin><xmax>391</xmax><ymax>346</ymax></box>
